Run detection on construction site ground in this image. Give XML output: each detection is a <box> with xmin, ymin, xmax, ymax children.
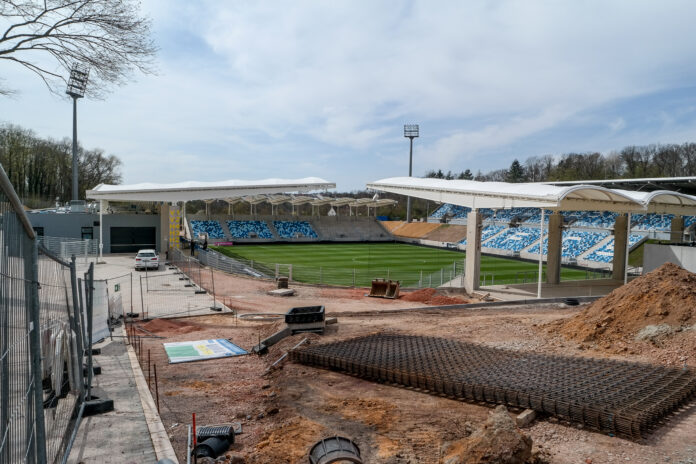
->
<box><xmin>128</xmin><ymin>266</ymin><xmax>696</xmax><ymax>464</ymax></box>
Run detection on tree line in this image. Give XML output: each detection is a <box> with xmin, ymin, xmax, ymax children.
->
<box><xmin>0</xmin><ymin>124</ymin><xmax>122</xmax><ymax>206</ymax></box>
<box><xmin>425</xmin><ymin>143</ymin><xmax>696</xmax><ymax>183</ymax></box>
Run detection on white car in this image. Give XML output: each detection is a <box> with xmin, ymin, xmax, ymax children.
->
<box><xmin>134</xmin><ymin>249</ymin><xmax>159</xmax><ymax>270</ymax></box>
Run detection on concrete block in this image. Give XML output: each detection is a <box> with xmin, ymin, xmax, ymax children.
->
<box><xmin>516</xmin><ymin>409</ymin><xmax>537</xmax><ymax>428</ymax></box>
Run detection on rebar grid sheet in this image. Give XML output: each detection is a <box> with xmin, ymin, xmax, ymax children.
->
<box><xmin>291</xmin><ymin>334</ymin><xmax>696</xmax><ymax>439</ymax></box>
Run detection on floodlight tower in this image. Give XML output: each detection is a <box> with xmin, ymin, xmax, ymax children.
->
<box><xmin>66</xmin><ymin>63</ymin><xmax>89</xmax><ymax>202</ymax></box>
<box><xmin>404</xmin><ymin>124</ymin><xmax>419</xmax><ymax>222</ymax></box>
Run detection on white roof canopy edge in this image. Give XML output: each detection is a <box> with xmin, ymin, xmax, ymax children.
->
<box><xmin>86</xmin><ymin>177</ymin><xmax>336</xmax><ymax>202</ymax></box>
<box><xmin>366</xmin><ymin>177</ymin><xmax>696</xmax><ymax>214</ymax></box>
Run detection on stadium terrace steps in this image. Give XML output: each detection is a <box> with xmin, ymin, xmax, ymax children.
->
<box><xmin>380</xmin><ymin>220</ymin><xmax>408</xmax><ymax>233</ymax></box>
<box><xmin>388</xmin><ymin>222</ymin><xmax>442</xmax><ymax>239</ymax></box>
<box><xmin>422</xmin><ymin>224</ymin><xmax>467</xmax><ymax>243</ymax></box>
<box><xmin>310</xmin><ymin>217</ymin><xmax>392</xmax><ymax>241</ymax></box>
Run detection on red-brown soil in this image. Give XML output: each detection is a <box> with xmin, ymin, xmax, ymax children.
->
<box><xmin>401</xmin><ymin>287</ymin><xmax>469</xmax><ymax>305</ymax></box>
<box><xmin>558</xmin><ymin>263</ymin><xmax>696</xmax><ymax>344</ymax></box>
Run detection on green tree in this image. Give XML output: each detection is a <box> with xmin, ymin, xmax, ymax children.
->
<box><xmin>506</xmin><ymin>159</ymin><xmax>526</xmax><ymax>182</ymax></box>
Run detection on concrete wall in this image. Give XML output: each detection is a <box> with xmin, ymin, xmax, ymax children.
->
<box><xmin>27</xmin><ymin>212</ymin><xmax>161</xmax><ymax>253</ymax></box>
<box><xmin>644</xmin><ymin>243</ymin><xmax>696</xmax><ymax>274</ymax></box>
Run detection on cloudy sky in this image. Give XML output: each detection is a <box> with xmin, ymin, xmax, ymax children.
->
<box><xmin>3</xmin><ymin>1</ymin><xmax>696</xmax><ymax>190</ymax></box>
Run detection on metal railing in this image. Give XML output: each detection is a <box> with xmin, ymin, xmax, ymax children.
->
<box><xmin>0</xmin><ymin>163</ymin><xmax>93</xmax><ymax>464</ymax></box>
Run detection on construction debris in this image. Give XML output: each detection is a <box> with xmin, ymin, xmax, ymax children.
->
<box><xmin>442</xmin><ymin>405</ymin><xmax>532</xmax><ymax>464</ymax></box>
<box><xmin>515</xmin><ymin>409</ymin><xmax>537</xmax><ymax>428</ymax></box>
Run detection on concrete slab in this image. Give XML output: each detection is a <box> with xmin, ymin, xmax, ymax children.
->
<box><xmin>516</xmin><ymin>409</ymin><xmax>537</xmax><ymax>428</ymax></box>
<box><xmin>481</xmin><ymin>278</ymin><xmax>627</xmax><ymax>301</ymax></box>
<box><xmin>267</xmin><ymin>288</ymin><xmax>296</xmax><ymax>297</ymax></box>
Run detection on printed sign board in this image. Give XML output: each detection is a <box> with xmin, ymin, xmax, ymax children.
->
<box><xmin>163</xmin><ymin>339</ymin><xmax>247</xmax><ymax>364</ymax></box>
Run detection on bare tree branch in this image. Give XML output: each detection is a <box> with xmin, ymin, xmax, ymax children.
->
<box><xmin>0</xmin><ymin>0</ymin><xmax>157</xmax><ymax>97</ymax></box>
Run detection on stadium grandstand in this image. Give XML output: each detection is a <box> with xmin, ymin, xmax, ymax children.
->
<box><xmin>367</xmin><ymin>176</ymin><xmax>696</xmax><ymax>297</ymax></box>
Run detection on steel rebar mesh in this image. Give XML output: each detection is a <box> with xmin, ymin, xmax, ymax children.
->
<box><xmin>291</xmin><ymin>334</ymin><xmax>696</xmax><ymax>439</ymax></box>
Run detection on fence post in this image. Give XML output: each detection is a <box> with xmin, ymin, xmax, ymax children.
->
<box><xmin>154</xmin><ymin>364</ymin><xmax>160</xmax><ymax>413</ymax></box>
<box><xmin>210</xmin><ymin>268</ymin><xmax>220</xmax><ymax>311</ymax></box>
<box><xmin>420</xmin><ymin>270</ymin><xmax>423</xmax><ymax>288</ymax></box>
<box><xmin>353</xmin><ymin>268</ymin><xmax>356</xmax><ymax>287</ymax></box>
<box><xmin>86</xmin><ymin>263</ymin><xmax>95</xmax><ymax>401</ymax></box>
<box><xmin>28</xmin><ymin>239</ymin><xmax>48</xmax><ymax>463</ymax></box>
<box><xmin>69</xmin><ymin>256</ymin><xmax>85</xmax><ymax>397</ymax></box>
<box><xmin>319</xmin><ymin>267</ymin><xmax>322</xmax><ymax>285</ymax></box>
<box><xmin>140</xmin><ymin>275</ymin><xmax>146</xmax><ymax>319</ymax></box>
<box><xmin>440</xmin><ymin>268</ymin><xmax>444</xmax><ymax>286</ymax></box>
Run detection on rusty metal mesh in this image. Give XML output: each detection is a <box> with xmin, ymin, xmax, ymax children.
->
<box><xmin>290</xmin><ymin>334</ymin><xmax>696</xmax><ymax>439</ymax></box>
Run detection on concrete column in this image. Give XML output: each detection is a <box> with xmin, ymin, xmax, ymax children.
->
<box><xmin>464</xmin><ymin>210</ymin><xmax>482</xmax><ymax>294</ymax></box>
<box><xmin>160</xmin><ymin>202</ymin><xmax>170</xmax><ymax>254</ymax></box>
<box><xmin>670</xmin><ymin>215</ymin><xmax>684</xmax><ymax>243</ymax></box>
<box><xmin>612</xmin><ymin>213</ymin><xmax>628</xmax><ymax>280</ymax></box>
<box><xmin>546</xmin><ymin>212</ymin><xmax>563</xmax><ymax>284</ymax></box>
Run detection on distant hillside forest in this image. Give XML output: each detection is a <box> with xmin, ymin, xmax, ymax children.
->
<box><xmin>0</xmin><ymin>124</ymin><xmax>122</xmax><ymax>207</ymax></box>
<box><xmin>425</xmin><ymin>143</ymin><xmax>696</xmax><ymax>183</ymax></box>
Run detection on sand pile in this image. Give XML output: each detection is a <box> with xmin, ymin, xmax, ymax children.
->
<box><xmin>401</xmin><ymin>288</ymin><xmax>469</xmax><ymax>305</ymax></box>
<box><xmin>559</xmin><ymin>263</ymin><xmax>696</xmax><ymax>343</ymax></box>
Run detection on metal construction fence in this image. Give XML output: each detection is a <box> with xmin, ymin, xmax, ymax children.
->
<box><xmin>0</xmin><ymin>164</ymin><xmax>95</xmax><ymax>464</ymax></box>
<box><xmin>38</xmin><ymin>236</ymin><xmax>98</xmax><ymax>265</ymax></box>
<box><xmin>136</xmin><ymin>249</ymin><xmax>222</xmax><ymax>319</ymax></box>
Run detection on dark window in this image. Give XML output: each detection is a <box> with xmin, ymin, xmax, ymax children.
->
<box><xmin>33</xmin><ymin>227</ymin><xmax>44</xmax><ymax>237</ymax></box>
<box><xmin>81</xmin><ymin>227</ymin><xmax>93</xmax><ymax>240</ymax></box>
<box><xmin>93</xmin><ymin>221</ymin><xmax>100</xmax><ymax>226</ymax></box>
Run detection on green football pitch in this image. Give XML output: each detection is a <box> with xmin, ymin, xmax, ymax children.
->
<box><xmin>211</xmin><ymin>242</ymin><xmax>594</xmax><ymax>287</ymax></box>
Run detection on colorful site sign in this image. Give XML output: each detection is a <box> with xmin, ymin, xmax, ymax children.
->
<box><xmin>163</xmin><ymin>339</ymin><xmax>247</xmax><ymax>364</ymax></box>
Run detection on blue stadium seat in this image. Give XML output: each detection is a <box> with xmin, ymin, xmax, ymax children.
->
<box><xmin>631</xmin><ymin>213</ymin><xmax>673</xmax><ymax>231</ymax></box>
<box><xmin>459</xmin><ymin>225</ymin><xmax>505</xmax><ymax>246</ymax></box>
<box><xmin>527</xmin><ymin>230</ymin><xmax>608</xmax><ymax>258</ymax></box>
<box><xmin>226</xmin><ymin>220</ymin><xmax>273</xmax><ymax>239</ymax></box>
<box><xmin>572</xmin><ymin>211</ymin><xmax>618</xmax><ymax>229</ymax></box>
<box><xmin>521</xmin><ymin>209</ymin><xmax>553</xmax><ymax>225</ymax></box>
<box><xmin>190</xmin><ymin>220</ymin><xmax>225</xmax><ymax>239</ymax></box>
<box><xmin>482</xmin><ymin>227</ymin><xmax>541</xmax><ymax>252</ymax></box>
<box><xmin>585</xmin><ymin>234</ymin><xmax>644</xmax><ymax>263</ymax></box>
<box><xmin>430</xmin><ymin>204</ymin><xmax>471</xmax><ymax>219</ymax></box>
<box><xmin>273</xmin><ymin>220</ymin><xmax>318</xmax><ymax>239</ymax></box>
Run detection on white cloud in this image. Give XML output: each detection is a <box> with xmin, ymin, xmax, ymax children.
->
<box><xmin>3</xmin><ymin>1</ymin><xmax>696</xmax><ymax>189</ymax></box>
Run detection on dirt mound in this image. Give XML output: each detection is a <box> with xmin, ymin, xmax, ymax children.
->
<box><xmin>559</xmin><ymin>263</ymin><xmax>696</xmax><ymax>343</ymax></box>
<box><xmin>140</xmin><ymin>318</ymin><xmax>200</xmax><ymax>335</ymax></box>
<box><xmin>254</xmin><ymin>416</ymin><xmax>325</xmax><ymax>464</ymax></box>
<box><xmin>401</xmin><ymin>288</ymin><xmax>469</xmax><ymax>305</ymax></box>
<box><xmin>442</xmin><ymin>405</ymin><xmax>532</xmax><ymax>464</ymax></box>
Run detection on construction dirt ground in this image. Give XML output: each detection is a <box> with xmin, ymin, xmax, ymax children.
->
<box><xmin>128</xmin><ymin>263</ymin><xmax>696</xmax><ymax>464</ymax></box>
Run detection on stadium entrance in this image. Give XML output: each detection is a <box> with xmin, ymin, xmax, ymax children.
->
<box><xmin>110</xmin><ymin>226</ymin><xmax>156</xmax><ymax>253</ymax></box>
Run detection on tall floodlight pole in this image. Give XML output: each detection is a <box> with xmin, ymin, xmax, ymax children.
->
<box><xmin>66</xmin><ymin>64</ymin><xmax>89</xmax><ymax>201</ymax></box>
<box><xmin>404</xmin><ymin>124</ymin><xmax>419</xmax><ymax>222</ymax></box>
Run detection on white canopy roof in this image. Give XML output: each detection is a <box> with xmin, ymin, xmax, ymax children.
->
<box><xmin>86</xmin><ymin>177</ymin><xmax>335</xmax><ymax>202</ymax></box>
<box><xmin>366</xmin><ymin>177</ymin><xmax>696</xmax><ymax>214</ymax></box>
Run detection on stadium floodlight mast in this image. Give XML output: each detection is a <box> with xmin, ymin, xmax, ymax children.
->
<box><xmin>66</xmin><ymin>63</ymin><xmax>90</xmax><ymax>202</ymax></box>
<box><xmin>404</xmin><ymin>124</ymin><xmax>419</xmax><ymax>222</ymax></box>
